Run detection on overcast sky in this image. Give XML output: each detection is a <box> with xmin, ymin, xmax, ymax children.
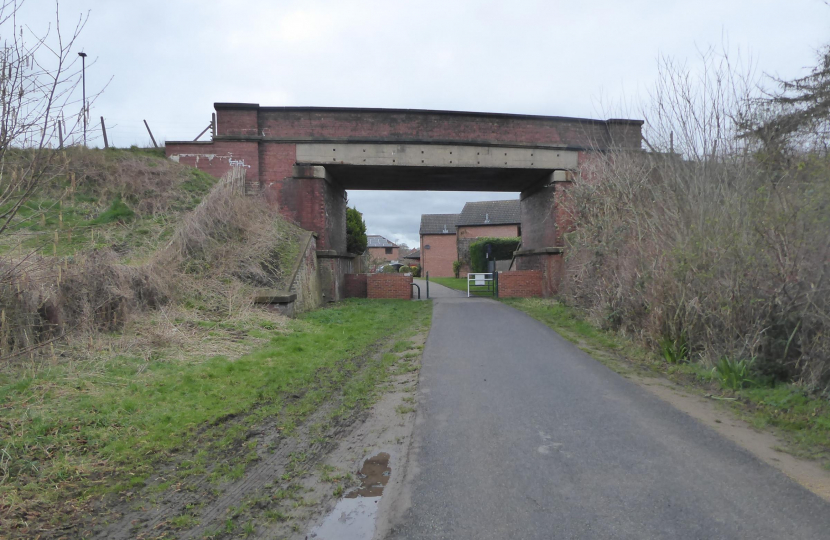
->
<box><xmin>19</xmin><ymin>0</ymin><xmax>830</xmax><ymax>247</ymax></box>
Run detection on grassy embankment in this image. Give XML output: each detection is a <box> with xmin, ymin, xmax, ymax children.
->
<box><xmin>0</xmin><ymin>146</ymin><xmax>216</xmax><ymax>260</ymax></box>
<box><xmin>503</xmin><ymin>297</ymin><xmax>830</xmax><ymax>467</ymax></box>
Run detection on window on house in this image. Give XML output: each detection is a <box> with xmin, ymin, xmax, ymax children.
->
<box><xmin>385</xmin><ymin>247</ymin><xmax>393</xmax><ymax>254</ymax></box>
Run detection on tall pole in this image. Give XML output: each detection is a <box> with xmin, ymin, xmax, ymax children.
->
<box><xmin>78</xmin><ymin>52</ymin><xmax>87</xmax><ymax>146</ymax></box>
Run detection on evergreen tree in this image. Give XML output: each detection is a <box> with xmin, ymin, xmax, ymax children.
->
<box><xmin>346</xmin><ymin>206</ymin><xmax>368</xmax><ymax>254</ymax></box>
<box><xmin>747</xmin><ymin>45</ymin><xmax>830</xmax><ymax>152</ymax></box>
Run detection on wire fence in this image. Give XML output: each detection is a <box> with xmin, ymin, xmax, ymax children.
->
<box><xmin>41</xmin><ymin>115</ymin><xmax>215</xmax><ymax>150</ymax></box>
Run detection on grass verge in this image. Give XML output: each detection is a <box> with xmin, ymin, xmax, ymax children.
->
<box><xmin>428</xmin><ymin>276</ymin><xmax>494</xmax><ymax>296</ymax></box>
<box><xmin>0</xmin><ymin>298</ymin><xmax>431</xmax><ymax>534</ymax></box>
<box><xmin>502</xmin><ymin>297</ymin><xmax>830</xmax><ymax>466</ymax></box>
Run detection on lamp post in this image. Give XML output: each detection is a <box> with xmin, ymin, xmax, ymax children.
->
<box><xmin>78</xmin><ymin>52</ymin><xmax>87</xmax><ymax>146</ymax></box>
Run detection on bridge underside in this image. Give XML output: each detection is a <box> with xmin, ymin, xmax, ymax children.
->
<box><xmin>321</xmin><ymin>164</ymin><xmax>550</xmax><ymax>191</ymax></box>
<box><xmin>278</xmin><ymin>157</ymin><xmax>572</xmax><ymax>299</ymax></box>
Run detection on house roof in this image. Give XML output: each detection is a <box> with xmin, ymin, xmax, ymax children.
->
<box><xmin>456</xmin><ymin>199</ymin><xmax>521</xmax><ymax>227</ymax></box>
<box><xmin>367</xmin><ymin>235</ymin><xmax>398</xmax><ymax>248</ymax></box>
<box><xmin>403</xmin><ymin>249</ymin><xmax>421</xmax><ymax>260</ymax></box>
<box><xmin>420</xmin><ymin>214</ymin><xmax>460</xmax><ymax>235</ymax></box>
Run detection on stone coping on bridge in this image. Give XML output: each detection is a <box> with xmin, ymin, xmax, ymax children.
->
<box><xmin>212</xmin><ymin>103</ymin><xmax>644</xmax><ymax>125</ymax></box>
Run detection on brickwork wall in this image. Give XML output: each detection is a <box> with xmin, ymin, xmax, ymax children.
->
<box><xmin>253</xmin><ymin>108</ymin><xmax>640</xmax><ymax>149</ymax></box>
<box><xmin>420</xmin><ymin>234</ymin><xmax>457</xmax><ymax>277</ymax></box>
<box><xmin>367</xmin><ymin>274</ymin><xmax>413</xmax><ymax>299</ymax></box>
<box><xmin>278</xmin><ymin>177</ymin><xmax>325</xmax><ymax>241</ymax></box>
<box><xmin>367</xmin><ymin>246</ymin><xmax>398</xmax><ymax>262</ymax></box>
<box><xmin>166</xmin><ymin>141</ymin><xmax>260</xmax><ymax>186</ymax></box>
<box><xmin>499</xmin><ymin>270</ymin><xmax>543</xmax><ymax>298</ymax></box>
<box><xmin>515</xmin><ymin>253</ymin><xmax>564</xmax><ymax>297</ymax></box>
<box><xmin>260</xmin><ymin>143</ymin><xmax>297</xmax><ymax>196</ymax></box>
<box><xmin>345</xmin><ymin>273</ymin><xmax>368</xmax><ymax>298</ymax></box>
<box><xmin>217</xmin><ymin>106</ymin><xmax>258</xmax><ymax>137</ymax></box>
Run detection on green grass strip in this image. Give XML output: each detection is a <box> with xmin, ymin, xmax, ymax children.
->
<box><xmin>0</xmin><ymin>299</ymin><xmax>431</xmax><ymax>496</ymax></box>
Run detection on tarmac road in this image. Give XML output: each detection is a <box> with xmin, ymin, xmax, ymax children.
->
<box><xmin>388</xmin><ymin>296</ymin><xmax>830</xmax><ymax>540</ymax></box>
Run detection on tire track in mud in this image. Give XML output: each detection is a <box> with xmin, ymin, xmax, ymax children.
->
<box><xmin>89</xmin><ymin>327</ymin><xmax>428</xmax><ymax>540</ymax></box>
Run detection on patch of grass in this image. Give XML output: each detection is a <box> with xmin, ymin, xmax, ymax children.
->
<box><xmin>429</xmin><ymin>276</ymin><xmax>494</xmax><ymax>296</ymax></box>
<box><xmin>171</xmin><ymin>513</ymin><xmax>199</xmax><ymax>529</ymax></box>
<box><xmin>90</xmin><ymin>196</ymin><xmax>135</xmax><ymax>225</ymax></box>
<box><xmin>0</xmin><ymin>299</ymin><xmax>431</xmax><ymax>530</ymax></box>
<box><xmin>501</xmin><ymin>298</ymin><xmax>624</xmax><ymax>352</ymax></box>
<box><xmin>738</xmin><ymin>385</ymin><xmax>830</xmax><ymax>459</ymax></box>
<box><xmin>395</xmin><ymin>404</ymin><xmax>416</xmax><ymax>414</ymax></box>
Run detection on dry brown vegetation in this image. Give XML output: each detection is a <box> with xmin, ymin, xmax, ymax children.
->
<box><xmin>564</xmin><ymin>49</ymin><xmax>830</xmax><ymax>393</ymax></box>
<box><xmin>0</xmin><ymin>153</ymin><xmax>302</xmax><ymax>363</ymax></box>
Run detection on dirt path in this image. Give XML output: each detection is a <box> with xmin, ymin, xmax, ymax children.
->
<box><xmin>86</xmin><ymin>326</ymin><xmax>429</xmax><ymax>540</ymax></box>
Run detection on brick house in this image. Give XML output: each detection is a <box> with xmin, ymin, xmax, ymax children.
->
<box><xmin>418</xmin><ymin>201</ymin><xmax>521</xmax><ymax>277</ymax></box>
<box><xmin>456</xmin><ymin>200</ymin><xmax>521</xmax><ymax>273</ymax></box>
<box><xmin>366</xmin><ymin>235</ymin><xmax>399</xmax><ymax>263</ymax></box>
<box><xmin>419</xmin><ymin>214</ymin><xmax>459</xmax><ymax>277</ymax></box>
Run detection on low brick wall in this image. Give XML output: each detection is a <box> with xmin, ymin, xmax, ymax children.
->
<box><xmin>499</xmin><ymin>270</ymin><xmax>543</xmax><ymax>298</ymax></box>
<box><xmin>345</xmin><ymin>274</ymin><xmax>368</xmax><ymax>298</ymax></box>
<box><xmin>367</xmin><ymin>274</ymin><xmax>413</xmax><ymax>299</ymax></box>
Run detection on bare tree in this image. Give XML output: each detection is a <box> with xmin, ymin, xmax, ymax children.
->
<box><xmin>0</xmin><ymin>1</ymin><xmax>103</xmax><ymax>359</ymax></box>
<box><xmin>0</xmin><ymin>0</ymin><xmax>92</xmax><ymax>237</ymax></box>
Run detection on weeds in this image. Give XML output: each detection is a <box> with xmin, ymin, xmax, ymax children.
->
<box><xmin>712</xmin><ymin>357</ymin><xmax>756</xmax><ymax>390</ymax></box>
<box><xmin>660</xmin><ymin>334</ymin><xmax>688</xmax><ymax>364</ymax></box>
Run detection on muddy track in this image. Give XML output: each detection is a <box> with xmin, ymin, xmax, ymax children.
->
<box><xmin>84</xmin><ymin>328</ymin><xmax>427</xmax><ymax>540</ymax></box>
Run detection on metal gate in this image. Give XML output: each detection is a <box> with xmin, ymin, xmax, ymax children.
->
<box><xmin>467</xmin><ymin>272</ymin><xmax>498</xmax><ymax>297</ymax></box>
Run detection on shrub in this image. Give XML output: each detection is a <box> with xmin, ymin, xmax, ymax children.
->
<box><xmin>452</xmin><ymin>260</ymin><xmax>461</xmax><ymax>278</ymax></box>
<box><xmin>561</xmin><ymin>49</ymin><xmax>830</xmax><ymax>393</ymax></box>
<box><xmin>469</xmin><ymin>237</ymin><xmax>520</xmax><ymax>272</ymax></box>
<box><xmin>398</xmin><ymin>265</ymin><xmax>411</xmax><ymax>274</ymax></box>
<box><xmin>382</xmin><ymin>265</ymin><xmax>398</xmax><ymax>273</ymax></box>
<box><xmin>411</xmin><ymin>266</ymin><xmax>421</xmax><ymax>277</ymax></box>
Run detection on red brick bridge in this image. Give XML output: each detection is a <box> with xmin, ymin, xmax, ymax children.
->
<box><xmin>166</xmin><ymin>104</ymin><xmax>642</xmax><ymax>300</ymax></box>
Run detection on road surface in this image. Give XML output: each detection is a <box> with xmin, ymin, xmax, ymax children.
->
<box><xmin>389</xmin><ymin>297</ymin><xmax>830</xmax><ymax>539</ymax></box>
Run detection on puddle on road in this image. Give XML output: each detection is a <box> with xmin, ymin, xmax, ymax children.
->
<box><xmin>309</xmin><ymin>452</ymin><xmax>392</xmax><ymax>540</ymax></box>
<box><xmin>346</xmin><ymin>452</ymin><xmax>391</xmax><ymax>498</ymax></box>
